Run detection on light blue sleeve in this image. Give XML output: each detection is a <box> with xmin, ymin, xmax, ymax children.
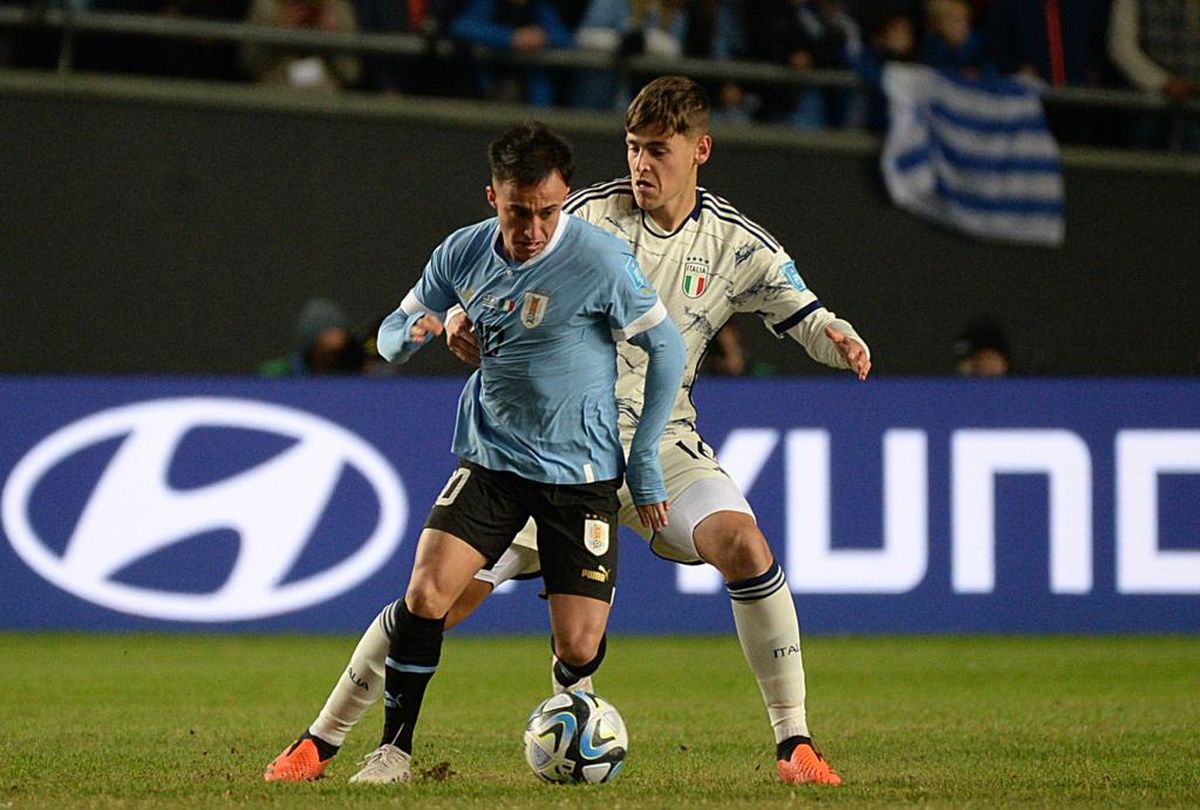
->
<box><xmin>625</xmin><ymin>318</ymin><xmax>685</xmax><ymax>505</ymax></box>
<box><xmin>605</xmin><ymin>253</ymin><xmax>660</xmax><ymax>334</ymax></box>
<box><xmin>377</xmin><ymin>241</ymin><xmax>459</xmax><ymax>364</ymax></box>
<box><xmin>590</xmin><ymin>243</ymin><xmax>682</xmax><ymax>502</ymax></box>
<box><xmin>598</xmin><ymin>249</ymin><xmax>683</xmax><ymax>503</ymax></box>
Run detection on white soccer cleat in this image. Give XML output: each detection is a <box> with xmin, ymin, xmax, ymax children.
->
<box><xmin>551</xmin><ymin>655</ymin><xmax>594</xmax><ymax>695</ymax></box>
<box><xmin>347</xmin><ymin>744</ymin><xmax>411</xmax><ymax>784</ymax></box>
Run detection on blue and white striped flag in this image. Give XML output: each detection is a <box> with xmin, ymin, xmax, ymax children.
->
<box><xmin>881</xmin><ymin>63</ymin><xmax>1064</xmax><ymax>246</ymax></box>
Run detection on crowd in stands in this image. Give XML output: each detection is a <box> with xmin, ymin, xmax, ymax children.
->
<box><xmin>3</xmin><ymin>1</ymin><xmax>1198</xmax><ymax>148</ymax></box>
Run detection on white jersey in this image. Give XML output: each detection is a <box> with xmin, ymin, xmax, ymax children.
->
<box><xmin>565</xmin><ymin>177</ymin><xmax>869</xmax><ymax>436</ymax></box>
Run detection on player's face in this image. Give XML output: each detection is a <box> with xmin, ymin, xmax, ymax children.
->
<box><xmin>486</xmin><ymin>171</ymin><xmax>570</xmax><ymax>263</ymax></box>
<box><xmin>626</xmin><ymin>125</ymin><xmax>711</xmax><ymax>221</ymax></box>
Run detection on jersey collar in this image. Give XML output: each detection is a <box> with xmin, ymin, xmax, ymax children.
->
<box><xmin>637</xmin><ymin>188</ymin><xmax>703</xmax><ymax>239</ymax></box>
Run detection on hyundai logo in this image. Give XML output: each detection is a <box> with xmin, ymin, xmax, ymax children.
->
<box><xmin>2</xmin><ymin>397</ymin><xmax>406</xmax><ymax>621</ymax></box>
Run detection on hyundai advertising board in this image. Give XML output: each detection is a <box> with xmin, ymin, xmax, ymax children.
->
<box><xmin>0</xmin><ymin>377</ymin><xmax>1196</xmax><ymax>633</ymax></box>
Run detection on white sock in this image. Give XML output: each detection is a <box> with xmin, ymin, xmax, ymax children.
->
<box><xmin>307</xmin><ymin>601</ymin><xmax>393</xmax><ymax>747</ymax></box>
<box><xmin>727</xmin><ymin>561</ymin><xmax>809</xmax><ymax>744</ymax></box>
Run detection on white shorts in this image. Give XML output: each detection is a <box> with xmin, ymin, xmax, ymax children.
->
<box><xmin>474</xmin><ymin>429</ymin><xmax>755</xmax><ymax>585</ymax></box>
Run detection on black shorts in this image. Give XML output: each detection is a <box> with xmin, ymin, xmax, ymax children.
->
<box><xmin>425</xmin><ymin>460</ymin><xmax>620</xmax><ymax>602</ymax></box>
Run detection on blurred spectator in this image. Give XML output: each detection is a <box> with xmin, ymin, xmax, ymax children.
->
<box><xmin>550</xmin><ymin>0</ymin><xmax>587</xmax><ymax>30</ymax></box>
<box><xmin>571</xmin><ymin>0</ymin><xmax>690</xmax><ymax>110</ymax></box>
<box><xmin>1107</xmin><ymin>0</ymin><xmax>1200</xmax><ymax>151</ymax></box>
<box><xmin>954</xmin><ymin>317</ymin><xmax>1011</xmax><ymax>376</ymax></box>
<box><xmin>986</xmin><ymin>0</ymin><xmax>1116</xmax><ymax>143</ymax></box>
<box><xmin>970</xmin><ymin>0</ymin><xmax>996</xmax><ymax>18</ymax></box>
<box><xmin>49</xmin><ymin>1</ymin><xmax>252</xmax><ymax>80</ymax></box>
<box><xmin>923</xmin><ymin>0</ymin><xmax>991</xmax><ymax>76</ymax></box>
<box><xmin>354</xmin><ymin>0</ymin><xmax>460</xmax><ymax>95</ymax></box>
<box><xmin>844</xmin><ymin>0</ymin><xmax>925</xmax><ymax>23</ymax></box>
<box><xmin>852</xmin><ymin>4</ymin><xmax>918</xmax><ymax>131</ymax></box>
<box><xmin>747</xmin><ymin>0</ymin><xmax>864</xmax><ymax>128</ymax></box>
<box><xmin>710</xmin><ymin>80</ymin><xmax>760</xmax><ymax>124</ymax></box>
<box><xmin>687</xmin><ymin>0</ymin><xmax>759</xmax><ymax>124</ymax></box>
<box><xmin>447</xmin><ymin>0</ymin><xmax>573</xmax><ymax>107</ymax></box>
<box><xmin>985</xmin><ymin>0</ymin><xmax>1110</xmax><ymax>86</ymax></box>
<box><xmin>259</xmin><ymin>297</ymin><xmax>367</xmax><ymax>375</ymax></box>
<box><xmin>240</xmin><ymin>0</ymin><xmax>362</xmax><ymax>90</ymax></box>
<box><xmin>685</xmin><ymin>0</ymin><xmax>745</xmax><ymax>60</ymax></box>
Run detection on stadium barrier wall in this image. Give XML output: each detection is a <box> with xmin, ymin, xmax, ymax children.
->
<box><xmin>2</xmin><ymin>376</ymin><xmax>1197</xmax><ymax>634</ymax></box>
<box><xmin>1</xmin><ymin>72</ymin><xmax>1199</xmax><ymax>376</ymax></box>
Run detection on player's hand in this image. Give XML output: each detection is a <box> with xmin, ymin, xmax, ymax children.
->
<box><xmin>409</xmin><ymin>314</ymin><xmax>444</xmax><ymax>344</ymax></box>
<box><xmin>445</xmin><ymin>309</ymin><xmax>481</xmax><ymax>367</ymax></box>
<box><xmin>825</xmin><ymin>325</ymin><xmax>871</xmax><ymax>381</ymax></box>
<box><xmin>636</xmin><ymin>500</ymin><xmax>670</xmax><ymax>532</ymax></box>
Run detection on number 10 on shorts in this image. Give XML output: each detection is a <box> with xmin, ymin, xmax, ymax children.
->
<box><xmin>436</xmin><ymin>467</ymin><xmax>471</xmax><ymax>506</ymax></box>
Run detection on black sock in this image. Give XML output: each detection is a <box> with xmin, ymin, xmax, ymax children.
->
<box><xmin>300</xmin><ymin>730</ymin><xmax>340</xmax><ymax>761</ymax></box>
<box><xmin>381</xmin><ymin>600</ymin><xmax>445</xmax><ymax>753</ymax></box>
<box><xmin>776</xmin><ymin>734</ymin><xmax>813</xmax><ymax>762</ymax></box>
<box><xmin>552</xmin><ymin>633</ymin><xmax>607</xmax><ymax>688</ymax></box>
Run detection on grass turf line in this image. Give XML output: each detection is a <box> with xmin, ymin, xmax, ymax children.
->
<box><xmin>1</xmin><ymin>633</ymin><xmax>1197</xmax><ymax>807</ymax></box>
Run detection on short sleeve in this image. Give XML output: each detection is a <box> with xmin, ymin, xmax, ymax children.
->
<box><xmin>737</xmin><ymin>248</ymin><xmax>826</xmax><ymax>336</ymax></box>
<box><xmin>407</xmin><ymin>239</ymin><xmax>460</xmax><ymax>316</ymax></box>
<box><xmin>605</xmin><ymin>252</ymin><xmax>668</xmax><ymax>342</ymax></box>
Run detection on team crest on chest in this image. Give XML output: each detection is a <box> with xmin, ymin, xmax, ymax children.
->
<box><xmin>520</xmin><ymin>290</ymin><xmax>550</xmax><ymax>328</ymax></box>
<box><xmin>682</xmin><ymin>256</ymin><xmax>711</xmax><ymax>298</ymax></box>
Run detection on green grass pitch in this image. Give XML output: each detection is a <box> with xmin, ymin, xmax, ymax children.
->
<box><xmin>1</xmin><ymin>633</ymin><xmax>1197</xmax><ymax>807</ymax></box>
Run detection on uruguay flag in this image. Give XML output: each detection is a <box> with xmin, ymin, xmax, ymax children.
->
<box><xmin>880</xmin><ymin>63</ymin><xmax>1064</xmax><ymax>246</ymax></box>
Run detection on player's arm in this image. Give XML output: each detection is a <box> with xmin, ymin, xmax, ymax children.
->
<box><xmin>606</xmin><ymin>248</ymin><xmax>685</xmax><ymax>528</ymax></box>
<box><xmin>377</xmin><ymin>296</ymin><xmax>445</xmax><ymax>364</ymax></box>
<box><xmin>750</xmin><ymin>254</ymin><xmax>872</xmax><ymax>381</ymax></box>
<box><xmin>378</xmin><ymin>243</ymin><xmax>456</xmax><ymax>364</ymax></box>
<box><xmin>624</xmin><ymin>316</ymin><xmax>685</xmax><ymax>528</ymax></box>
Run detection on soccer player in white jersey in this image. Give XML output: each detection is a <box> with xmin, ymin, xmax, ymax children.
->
<box><xmin>267</xmin><ymin>77</ymin><xmax>869</xmax><ymax>786</ymax></box>
<box><xmin>264</xmin><ymin>121</ymin><xmax>685</xmax><ymax>784</ymax></box>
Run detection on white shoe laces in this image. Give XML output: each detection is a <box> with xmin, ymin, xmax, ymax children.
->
<box><xmin>361</xmin><ymin>745</ymin><xmax>405</xmax><ymax>770</ymax></box>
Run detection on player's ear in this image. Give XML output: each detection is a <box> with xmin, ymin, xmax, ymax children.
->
<box><xmin>485</xmin><ymin>185</ymin><xmax>497</xmax><ymax>209</ymax></box>
<box><xmin>694</xmin><ymin>134</ymin><xmax>712</xmax><ymax>167</ymax></box>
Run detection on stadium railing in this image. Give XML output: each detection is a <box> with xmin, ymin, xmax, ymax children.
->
<box><xmin>2</xmin><ymin>3</ymin><xmax>1200</xmax><ymax>150</ymax></box>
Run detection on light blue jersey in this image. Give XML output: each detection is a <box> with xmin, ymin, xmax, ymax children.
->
<box><xmin>378</xmin><ymin>211</ymin><xmax>684</xmax><ymax>502</ymax></box>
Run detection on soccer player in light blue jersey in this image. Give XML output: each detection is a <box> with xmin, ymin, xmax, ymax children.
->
<box><xmin>280</xmin><ymin>76</ymin><xmax>864</xmax><ymax>788</ymax></box>
<box><xmin>270</xmin><ymin>78</ymin><xmax>867</xmax><ymax>788</ymax></box>
<box><xmin>265</xmin><ymin>121</ymin><xmax>685</xmax><ymax>785</ymax></box>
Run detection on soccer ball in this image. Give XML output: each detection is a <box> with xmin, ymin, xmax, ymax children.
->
<box><xmin>523</xmin><ymin>691</ymin><xmax>628</xmax><ymax>784</ymax></box>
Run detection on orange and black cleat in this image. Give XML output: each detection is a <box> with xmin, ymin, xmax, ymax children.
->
<box><xmin>264</xmin><ymin>736</ymin><xmax>330</xmax><ymax>782</ymax></box>
<box><xmin>776</xmin><ymin>740</ymin><xmax>842</xmax><ymax>786</ymax></box>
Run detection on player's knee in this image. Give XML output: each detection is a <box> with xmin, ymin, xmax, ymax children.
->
<box><xmin>554</xmin><ymin>627</ymin><xmax>604</xmax><ymax>667</ymax></box>
<box><xmin>702</xmin><ymin>520</ymin><xmax>773</xmax><ymax>582</ymax></box>
<box><xmin>403</xmin><ymin>582</ymin><xmax>455</xmax><ymax>621</ymax></box>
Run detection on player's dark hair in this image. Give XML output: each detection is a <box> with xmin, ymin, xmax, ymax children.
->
<box><xmin>625</xmin><ymin>75</ymin><xmax>710</xmax><ymax>138</ymax></box>
<box><xmin>488</xmin><ymin>121</ymin><xmax>575</xmax><ymax>187</ymax></box>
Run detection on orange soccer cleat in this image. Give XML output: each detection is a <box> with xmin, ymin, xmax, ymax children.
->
<box><xmin>264</xmin><ymin>736</ymin><xmax>330</xmax><ymax>782</ymax></box>
<box><xmin>776</xmin><ymin>740</ymin><xmax>842</xmax><ymax>786</ymax></box>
